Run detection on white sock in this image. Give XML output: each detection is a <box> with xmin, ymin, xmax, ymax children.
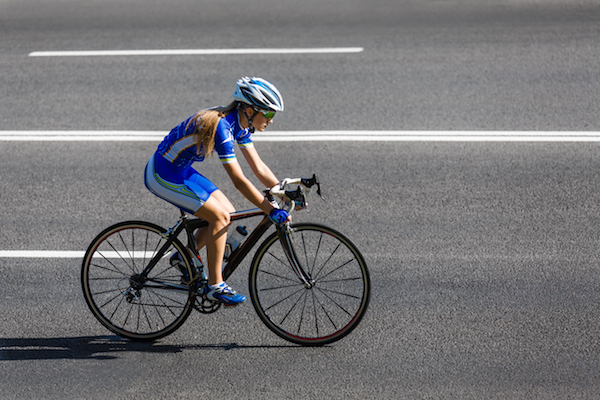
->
<box><xmin>209</xmin><ymin>282</ymin><xmax>225</xmax><ymax>290</ymax></box>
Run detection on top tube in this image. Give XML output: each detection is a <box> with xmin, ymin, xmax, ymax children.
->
<box><xmin>182</xmin><ymin>208</ymin><xmax>264</xmax><ymax>224</ymax></box>
<box><xmin>231</xmin><ymin>208</ymin><xmax>264</xmax><ymax>219</ymax></box>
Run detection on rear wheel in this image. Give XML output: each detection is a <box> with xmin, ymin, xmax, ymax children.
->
<box><xmin>249</xmin><ymin>223</ymin><xmax>370</xmax><ymax>346</ymax></box>
<box><xmin>81</xmin><ymin>221</ymin><xmax>195</xmax><ymax>341</ymax></box>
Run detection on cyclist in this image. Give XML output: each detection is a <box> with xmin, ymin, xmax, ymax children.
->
<box><xmin>144</xmin><ymin>77</ymin><xmax>290</xmax><ymax>306</ymax></box>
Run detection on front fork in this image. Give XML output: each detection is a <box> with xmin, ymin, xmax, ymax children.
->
<box><xmin>276</xmin><ymin>223</ymin><xmax>315</xmax><ymax>289</ymax></box>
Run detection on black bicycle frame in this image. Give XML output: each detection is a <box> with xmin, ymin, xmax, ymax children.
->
<box><xmin>138</xmin><ymin>208</ymin><xmax>312</xmax><ymax>288</ymax></box>
<box><xmin>186</xmin><ymin>209</ymin><xmax>272</xmax><ymax>281</ymax></box>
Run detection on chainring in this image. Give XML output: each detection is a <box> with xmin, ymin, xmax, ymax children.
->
<box><xmin>194</xmin><ymin>295</ymin><xmax>222</xmax><ymax>314</ymax></box>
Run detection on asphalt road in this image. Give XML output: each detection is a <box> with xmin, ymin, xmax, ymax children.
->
<box><xmin>2</xmin><ymin>0</ymin><xmax>600</xmax><ymax>399</ymax></box>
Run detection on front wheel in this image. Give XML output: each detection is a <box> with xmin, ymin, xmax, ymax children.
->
<box><xmin>81</xmin><ymin>221</ymin><xmax>195</xmax><ymax>341</ymax></box>
<box><xmin>249</xmin><ymin>223</ymin><xmax>370</xmax><ymax>346</ymax></box>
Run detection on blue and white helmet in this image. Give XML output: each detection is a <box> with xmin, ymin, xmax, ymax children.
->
<box><xmin>233</xmin><ymin>77</ymin><xmax>284</xmax><ymax>112</ymax></box>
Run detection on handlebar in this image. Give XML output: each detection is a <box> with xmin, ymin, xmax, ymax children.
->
<box><xmin>266</xmin><ymin>174</ymin><xmax>323</xmax><ymax>213</ymax></box>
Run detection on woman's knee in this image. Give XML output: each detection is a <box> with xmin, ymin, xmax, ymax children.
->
<box><xmin>193</xmin><ymin>191</ymin><xmax>232</xmax><ymax>230</ymax></box>
<box><xmin>213</xmin><ymin>209</ymin><xmax>231</xmax><ymax>230</ymax></box>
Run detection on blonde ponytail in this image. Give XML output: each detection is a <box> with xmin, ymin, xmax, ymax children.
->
<box><xmin>186</xmin><ymin>101</ymin><xmax>238</xmax><ymax>157</ymax></box>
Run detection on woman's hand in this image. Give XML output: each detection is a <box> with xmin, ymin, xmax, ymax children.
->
<box><xmin>269</xmin><ymin>209</ymin><xmax>291</xmax><ymax>225</ymax></box>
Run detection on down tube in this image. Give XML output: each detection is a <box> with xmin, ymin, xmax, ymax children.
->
<box><xmin>222</xmin><ymin>216</ymin><xmax>273</xmax><ymax>280</ymax></box>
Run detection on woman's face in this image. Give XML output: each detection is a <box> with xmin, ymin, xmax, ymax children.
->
<box><xmin>240</xmin><ymin>107</ymin><xmax>274</xmax><ymax>131</ymax></box>
<box><xmin>250</xmin><ymin>109</ymin><xmax>275</xmax><ymax>132</ymax></box>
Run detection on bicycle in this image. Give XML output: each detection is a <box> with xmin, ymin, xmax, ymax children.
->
<box><xmin>81</xmin><ymin>175</ymin><xmax>371</xmax><ymax>346</ymax></box>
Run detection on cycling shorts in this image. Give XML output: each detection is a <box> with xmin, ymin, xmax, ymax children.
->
<box><xmin>144</xmin><ymin>152</ymin><xmax>218</xmax><ymax>214</ymax></box>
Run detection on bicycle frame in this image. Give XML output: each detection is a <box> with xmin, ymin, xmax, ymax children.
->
<box><xmin>136</xmin><ymin>208</ymin><xmax>313</xmax><ymax>291</ymax></box>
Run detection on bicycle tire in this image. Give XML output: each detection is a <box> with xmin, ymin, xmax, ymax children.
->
<box><xmin>81</xmin><ymin>221</ymin><xmax>195</xmax><ymax>341</ymax></box>
<box><xmin>249</xmin><ymin>223</ymin><xmax>370</xmax><ymax>346</ymax></box>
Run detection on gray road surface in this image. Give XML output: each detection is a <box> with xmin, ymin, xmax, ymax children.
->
<box><xmin>1</xmin><ymin>0</ymin><xmax>600</xmax><ymax>399</ymax></box>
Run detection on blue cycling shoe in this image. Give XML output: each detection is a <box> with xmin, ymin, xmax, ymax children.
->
<box><xmin>205</xmin><ymin>282</ymin><xmax>246</xmax><ymax>306</ymax></box>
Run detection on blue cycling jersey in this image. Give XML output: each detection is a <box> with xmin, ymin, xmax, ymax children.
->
<box><xmin>157</xmin><ymin>110</ymin><xmax>253</xmax><ymax>169</ymax></box>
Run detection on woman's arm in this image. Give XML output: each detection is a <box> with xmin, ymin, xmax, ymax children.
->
<box><xmin>222</xmin><ymin>160</ymin><xmax>275</xmax><ymax>215</ymax></box>
<box><xmin>240</xmin><ymin>146</ymin><xmax>279</xmax><ymax>188</ymax></box>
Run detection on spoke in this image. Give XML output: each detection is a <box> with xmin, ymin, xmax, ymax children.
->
<box><xmin>278</xmin><ymin>290</ymin><xmax>306</xmax><ymax>326</ymax></box>
<box><xmin>297</xmin><ymin>230</ymin><xmax>323</xmax><ymax>278</ymax></box>
<box><xmin>97</xmin><ymin>289</ymin><xmax>124</xmax><ymax>307</ymax></box>
<box><xmin>89</xmin><ymin>276</ymin><xmax>127</xmax><ymax>282</ymax></box>
<box><xmin>118</xmin><ymin>232</ymin><xmax>136</xmax><ymax>272</ymax></box>
<box><xmin>92</xmin><ymin>253</ymin><xmax>129</xmax><ymax>277</ymax></box>
<box><xmin>119</xmin><ymin>301</ymin><xmax>186</xmax><ymax>308</ymax></box>
<box><xmin>258</xmin><ymin>268</ymin><xmax>301</xmax><ymax>285</ymax></box>
<box><xmin>260</xmin><ymin>282</ymin><xmax>305</xmax><ymax>292</ymax></box>
<box><xmin>92</xmin><ymin>287</ymin><xmax>123</xmax><ymax>296</ymax></box>
<box><xmin>146</xmin><ymin>288</ymin><xmax>189</xmax><ymax>310</ymax></box>
<box><xmin>311</xmin><ymin>232</ymin><xmax>323</xmax><ymax>276</ymax></box>
<box><xmin>143</xmin><ymin>229</ymin><xmax>150</xmax><ymax>269</ymax></box>
<box><xmin>317</xmin><ymin>285</ymin><xmax>362</xmax><ymax>300</ymax></box>
<box><xmin>136</xmin><ymin>300</ymin><xmax>142</xmax><ymax>332</ymax></box>
<box><xmin>316</xmin><ymin>258</ymin><xmax>357</xmax><ymax>282</ymax></box>
<box><xmin>312</xmin><ymin>290</ymin><xmax>322</xmax><ymax>336</ymax></box>
<box><xmin>109</xmin><ymin>293</ymin><xmax>128</xmax><ymax>322</ymax></box>
<box><xmin>104</xmin><ymin>237</ymin><xmax>136</xmax><ymax>275</ymax></box>
<box><xmin>297</xmin><ymin>289</ymin><xmax>309</xmax><ymax>335</ymax></box>
<box><xmin>266</xmin><ymin>249</ymin><xmax>296</xmax><ymax>275</ymax></box>
<box><xmin>262</xmin><ymin>287</ymin><xmax>305</xmax><ymax>313</ymax></box>
<box><xmin>130</xmin><ymin>229</ymin><xmax>136</xmax><ymax>270</ymax></box>
<box><xmin>313</xmin><ymin>243</ymin><xmax>342</xmax><ymax>281</ymax></box>
<box><xmin>319</xmin><ymin>276</ymin><xmax>363</xmax><ymax>283</ymax></box>
<box><xmin>145</xmin><ymin>289</ymin><xmax>168</xmax><ymax>327</ymax></box>
<box><xmin>312</xmin><ymin>290</ymin><xmax>339</xmax><ymax>330</ymax></box>
<box><xmin>313</xmin><ymin>286</ymin><xmax>354</xmax><ymax>317</ymax></box>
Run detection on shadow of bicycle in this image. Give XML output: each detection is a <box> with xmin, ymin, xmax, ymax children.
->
<box><xmin>0</xmin><ymin>336</ymin><xmax>294</xmax><ymax>361</ymax></box>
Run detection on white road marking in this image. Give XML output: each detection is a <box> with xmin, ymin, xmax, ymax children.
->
<box><xmin>28</xmin><ymin>48</ymin><xmax>364</xmax><ymax>57</ymax></box>
<box><xmin>0</xmin><ymin>251</ymin><xmax>84</xmax><ymax>258</ymax></box>
<box><xmin>255</xmin><ymin>131</ymin><xmax>600</xmax><ymax>142</ymax></box>
<box><xmin>0</xmin><ymin>251</ymin><xmax>159</xmax><ymax>258</ymax></box>
<box><xmin>2</xmin><ymin>131</ymin><xmax>600</xmax><ymax>142</ymax></box>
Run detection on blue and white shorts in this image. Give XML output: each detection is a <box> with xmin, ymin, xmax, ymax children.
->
<box><xmin>144</xmin><ymin>153</ymin><xmax>218</xmax><ymax>214</ymax></box>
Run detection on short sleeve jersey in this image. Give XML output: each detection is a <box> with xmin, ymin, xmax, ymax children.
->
<box><xmin>157</xmin><ymin>110</ymin><xmax>253</xmax><ymax>169</ymax></box>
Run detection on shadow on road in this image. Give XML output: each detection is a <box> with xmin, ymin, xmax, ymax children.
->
<box><xmin>0</xmin><ymin>336</ymin><xmax>293</xmax><ymax>361</ymax></box>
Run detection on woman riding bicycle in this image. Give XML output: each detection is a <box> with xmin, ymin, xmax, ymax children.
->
<box><xmin>144</xmin><ymin>77</ymin><xmax>290</xmax><ymax>306</ymax></box>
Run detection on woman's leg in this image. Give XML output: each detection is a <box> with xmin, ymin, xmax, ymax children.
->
<box><xmin>192</xmin><ymin>190</ymin><xmax>234</xmax><ymax>252</ymax></box>
<box><xmin>192</xmin><ymin>190</ymin><xmax>235</xmax><ymax>285</ymax></box>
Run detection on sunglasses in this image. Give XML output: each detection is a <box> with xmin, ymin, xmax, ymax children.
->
<box><xmin>254</xmin><ymin>108</ymin><xmax>276</xmax><ymax>119</ymax></box>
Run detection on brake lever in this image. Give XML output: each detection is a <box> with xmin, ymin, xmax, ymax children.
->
<box><xmin>301</xmin><ymin>174</ymin><xmax>324</xmax><ymax>200</ymax></box>
<box><xmin>264</xmin><ymin>189</ymin><xmax>275</xmax><ymax>203</ymax></box>
<box><xmin>284</xmin><ymin>187</ymin><xmax>305</xmax><ymax>203</ymax></box>
<box><xmin>283</xmin><ymin>187</ymin><xmax>309</xmax><ymax>211</ymax></box>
